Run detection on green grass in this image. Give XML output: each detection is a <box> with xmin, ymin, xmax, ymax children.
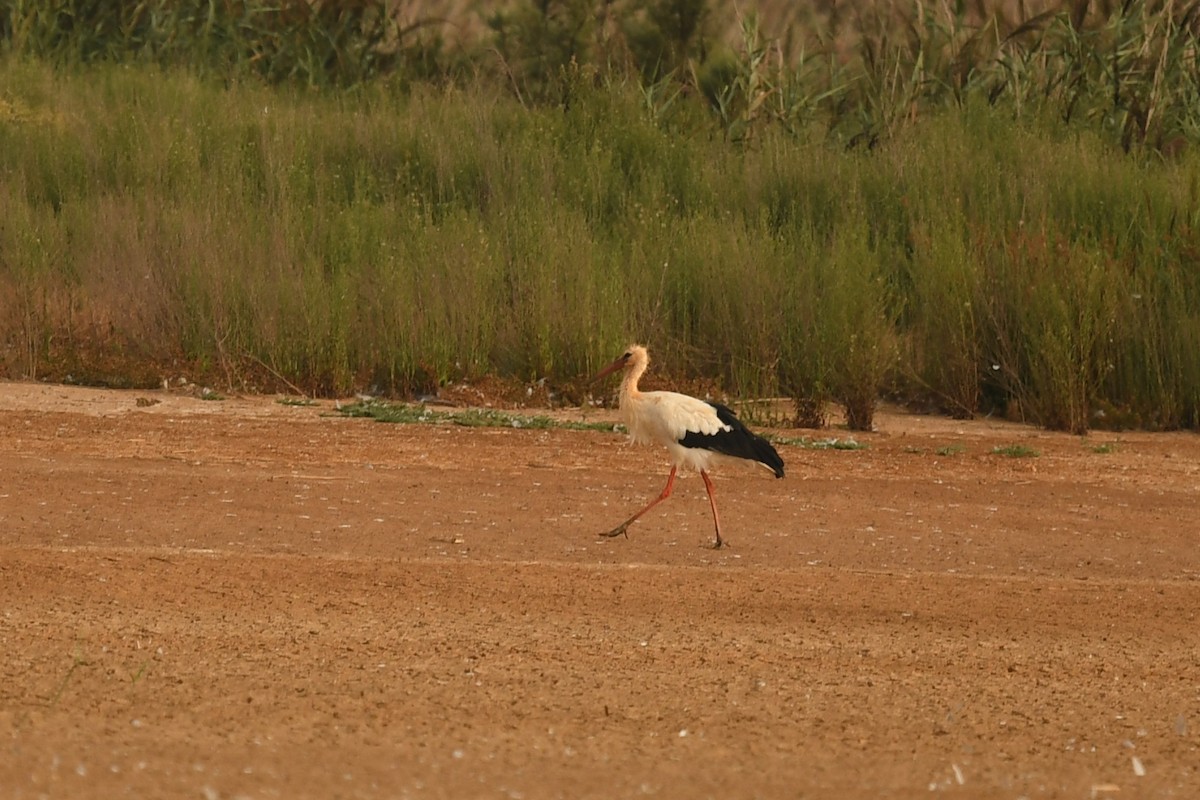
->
<box><xmin>277</xmin><ymin>396</ymin><xmax>318</xmax><ymax>407</ymax></box>
<box><xmin>4</xmin><ymin>1</ymin><xmax>1200</xmax><ymax>432</ymax></box>
<box><xmin>337</xmin><ymin>400</ymin><xmax>622</xmax><ymax>433</ymax></box>
<box><xmin>902</xmin><ymin>444</ymin><xmax>968</xmax><ymax>456</ymax></box>
<box><xmin>46</xmin><ymin>648</ymin><xmax>90</xmax><ymax>707</ymax></box>
<box><xmin>991</xmin><ymin>444</ymin><xmax>1040</xmax><ymax>458</ymax></box>
<box><xmin>770</xmin><ymin>435</ymin><xmax>869</xmax><ymax>451</ymax></box>
<box><xmin>129</xmin><ymin>660</ymin><xmax>151</xmax><ymax>687</ymax></box>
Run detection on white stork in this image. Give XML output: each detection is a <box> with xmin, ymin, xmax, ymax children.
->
<box><xmin>592</xmin><ymin>344</ymin><xmax>784</xmax><ymax>549</ymax></box>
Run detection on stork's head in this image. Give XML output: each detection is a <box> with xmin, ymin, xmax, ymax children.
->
<box><xmin>592</xmin><ymin>344</ymin><xmax>649</xmax><ymax>383</ymax></box>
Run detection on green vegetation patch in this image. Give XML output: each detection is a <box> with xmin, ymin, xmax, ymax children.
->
<box><xmin>277</xmin><ymin>396</ymin><xmax>318</xmax><ymax>407</ymax></box>
<box><xmin>991</xmin><ymin>444</ymin><xmax>1040</xmax><ymax>458</ymax></box>
<box><xmin>337</xmin><ymin>400</ymin><xmax>621</xmax><ymax>433</ymax></box>
<box><xmin>770</xmin><ymin>435</ymin><xmax>869</xmax><ymax>451</ymax></box>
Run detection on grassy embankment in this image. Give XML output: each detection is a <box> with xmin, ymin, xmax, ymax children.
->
<box><xmin>3</xmin><ymin>0</ymin><xmax>1200</xmax><ymax>432</ymax></box>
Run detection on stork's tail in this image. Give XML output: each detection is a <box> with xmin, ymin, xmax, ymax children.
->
<box><xmin>683</xmin><ymin>402</ymin><xmax>785</xmax><ymax>478</ymax></box>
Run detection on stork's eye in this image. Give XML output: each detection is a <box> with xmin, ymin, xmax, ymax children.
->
<box><xmin>622</xmin><ymin>351</ymin><xmax>632</xmax><ymax>360</ymax></box>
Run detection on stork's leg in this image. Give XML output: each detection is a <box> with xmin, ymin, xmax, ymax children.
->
<box><xmin>699</xmin><ymin>469</ymin><xmax>724</xmax><ymax>549</ymax></box>
<box><xmin>601</xmin><ymin>466</ymin><xmax>677</xmax><ymax>539</ymax></box>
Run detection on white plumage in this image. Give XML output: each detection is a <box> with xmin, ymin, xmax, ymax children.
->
<box><xmin>626</xmin><ymin>391</ymin><xmax>729</xmax><ymax>471</ymax></box>
<box><xmin>592</xmin><ymin>344</ymin><xmax>784</xmax><ymax>548</ymax></box>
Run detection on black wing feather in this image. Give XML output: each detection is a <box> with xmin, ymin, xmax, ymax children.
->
<box><xmin>679</xmin><ymin>402</ymin><xmax>785</xmax><ymax>478</ymax></box>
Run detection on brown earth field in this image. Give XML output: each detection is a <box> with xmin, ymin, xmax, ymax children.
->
<box><xmin>1</xmin><ymin>381</ymin><xmax>1198</xmax><ymax>800</ymax></box>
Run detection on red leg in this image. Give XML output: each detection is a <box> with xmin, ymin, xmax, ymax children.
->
<box><xmin>700</xmin><ymin>470</ymin><xmax>724</xmax><ymax>549</ymax></box>
<box><xmin>601</xmin><ymin>466</ymin><xmax>677</xmax><ymax>539</ymax></box>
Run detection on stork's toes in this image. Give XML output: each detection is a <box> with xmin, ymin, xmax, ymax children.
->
<box><xmin>600</xmin><ymin>525</ymin><xmax>629</xmax><ymax>539</ymax></box>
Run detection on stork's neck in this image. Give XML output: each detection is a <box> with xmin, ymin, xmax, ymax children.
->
<box><xmin>619</xmin><ymin>360</ymin><xmax>645</xmax><ymax>409</ymax></box>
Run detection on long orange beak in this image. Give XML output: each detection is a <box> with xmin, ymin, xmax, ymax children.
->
<box><xmin>591</xmin><ymin>354</ymin><xmax>629</xmax><ymax>384</ymax></box>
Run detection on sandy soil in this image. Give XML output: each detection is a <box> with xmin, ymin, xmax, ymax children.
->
<box><xmin>1</xmin><ymin>381</ymin><xmax>1198</xmax><ymax>799</ymax></box>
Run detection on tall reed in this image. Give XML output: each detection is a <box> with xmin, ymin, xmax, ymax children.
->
<box><xmin>4</xmin><ymin>49</ymin><xmax>1200</xmax><ymax>430</ymax></box>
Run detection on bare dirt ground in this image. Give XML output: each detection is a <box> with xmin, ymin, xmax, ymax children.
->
<box><xmin>1</xmin><ymin>381</ymin><xmax>1198</xmax><ymax>799</ymax></box>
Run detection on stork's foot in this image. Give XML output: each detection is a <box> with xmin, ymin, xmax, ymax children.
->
<box><xmin>600</xmin><ymin>524</ymin><xmax>629</xmax><ymax>539</ymax></box>
<box><xmin>710</xmin><ymin>537</ymin><xmax>727</xmax><ymax>550</ymax></box>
